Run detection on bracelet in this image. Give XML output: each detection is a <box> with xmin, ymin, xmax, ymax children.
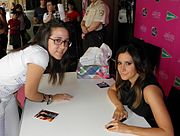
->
<box><xmin>47</xmin><ymin>95</ymin><xmax>53</xmax><ymax>105</ymax></box>
<box><xmin>41</xmin><ymin>94</ymin><xmax>46</xmax><ymax>102</ymax></box>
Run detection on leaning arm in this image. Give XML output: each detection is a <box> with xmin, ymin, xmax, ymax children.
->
<box><xmin>25</xmin><ymin>63</ymin><xmax>46</xmax><ymax>102</ymax></box>
<box><xmin>25</xmin><ymin>63</ymin><xmax>73</xmax><ymax>103</ymax></box>
<box><xmin>107</xmin><ymin>83</ymin><xmax>124</xmax><ymax>110</ymax></box>
<box><xmin>142</xmin><ymin>85</ymin><xmax>174</xmax><ymax>136</ymax></box>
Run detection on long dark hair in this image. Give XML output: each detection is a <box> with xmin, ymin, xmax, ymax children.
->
<box><xmin>0</xmin><ymin>7</ymin><xmax>8</xmax><ymax>32</ymax></box>
<box><xmin>14</xmin><ymin>4</ymin><xmax>23</xmax><ymax>15</ymax></box>
<box><xmin>31</xmin><ymin>20</ymin><xmax>70</xmax><ymax>85</ymax></box>
<box><xmin>0</xmin><ymin>7</ymin><xmax>6</xmax><ymax>16</ymax></box>
<box><xmin>115</xmin><ymin>44</ymin><xmax>152</xmax><ymax>108</ymax></box>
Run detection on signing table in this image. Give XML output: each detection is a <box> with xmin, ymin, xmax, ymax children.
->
<box><xmin>19</xmin><ymin>72</ymin><xmax>150</xmax><ymax>136</ymax></box>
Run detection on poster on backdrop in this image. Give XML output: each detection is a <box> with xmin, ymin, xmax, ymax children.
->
<box><xmin>133</xmin><ymin>0</ymin><xmax>180</xmax><ymax>95</ymax></box>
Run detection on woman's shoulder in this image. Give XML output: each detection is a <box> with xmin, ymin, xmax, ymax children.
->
<box><xmin>23</xmin><ymin>45</ymin><xmax>48</xmax><ymax>58</ymax></box>
<box><xmin>23</xmin><ymin>45</ymin><xmax>49</xmax><ymax>69</ymax></box>
<box><xmin>143</xmin><ymin>74</ymin><xmax>159</xmax><ymax>87</ymax></box>
<box><xmin>141</xmin><ymin>74</ymin><xmax>164</xmax><ymax>96</ymax></box>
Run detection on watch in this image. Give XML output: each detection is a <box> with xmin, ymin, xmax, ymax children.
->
<box><xmin>47</xmin><ymin>95</ymin><xmax>53</xmax><ymax>105</ymax></box>
<box><xmin>41</xmin><ymin>94</ymin><xmax>46</xmax><ymax>102</ymax></box>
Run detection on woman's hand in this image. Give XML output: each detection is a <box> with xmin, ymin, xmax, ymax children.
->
<box><xmin>105</xmin><ymin>120</ymin><xmax>127</xmax><ymax>133</ymax></box>
<box><xmin>113</xmin><ymin>107</ymin><xmax>128</xmax><ymax>121</ymax></box>
<box><xmin>81</xmin><ymin>26</ymin><xmax>89</xmax><ymax>34</ymax></box>
<box><xmin>53</xmin><ymin>93</ymin><xmax>73</xmax><ymax>102</ymax></box>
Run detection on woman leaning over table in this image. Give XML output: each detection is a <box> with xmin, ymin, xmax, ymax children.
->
<box><xmin>105</xmin><ymin>44</ymin><xmax>174</xmax><ymax>136</ymax></box>
<box><xmin>0</xmin><ymin>20</ymin><xmax>73</xmax><ymax>136</ymax></box>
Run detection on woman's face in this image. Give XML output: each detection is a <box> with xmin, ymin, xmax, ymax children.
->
<box><xmin>47</xmin><ymin>2</ymin><xmax>55</xmax><ymax>12</ymax></box>
<box><xmin>48</xmin><ymin>27</ymin><xmax>70</xmax><ymax>60</ymax></box>
<box><xmin>68</xmin><ymin>4</ymin><xmax>73</xmax><ymax>10</ymax></box>
<box><xmin>117</xmin><ymin>52</ymin><xmax>139</xmax><ymax>84</ymax></box>
<box><xmin>40</xmin><ymin>0</ymin><xmax>46</xmax><ymax>6</ymax></box>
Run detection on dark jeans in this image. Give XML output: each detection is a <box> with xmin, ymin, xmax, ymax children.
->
<box><xmin>66</xmin><ymin>21</ymin><xmax>82</xmax><ymax>59</ymax></box>
<box><xmin>20</xmin><ymin>30</ymin><xmax>31</xmax><ymax>46</ymax></box>
<box><xmin>10</xmin><ymin>34</ymin><xmax>21</xmax><ymax>49</ymax></box>
<box><xmin>0</xmin><ymin>33</ymin><xmax>8</xmax><ymax>58</ymax></box>
<box><xmin>82</xmin><ymin>29</ymin><xmax>104</xmax><ymax>55</ymax></box>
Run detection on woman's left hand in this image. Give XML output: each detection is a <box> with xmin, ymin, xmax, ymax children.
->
<box><xmin>105</xmin><ymin>120</ymin><xmax>127</xmax><ymax>133</ymax></box>
<box><xmin>53</xmin><ymin>93</ymin><xmax>73</xmax><ymax>102</ymax></box>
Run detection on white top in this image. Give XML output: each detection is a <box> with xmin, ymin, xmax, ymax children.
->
<box><xmin>43</xmin><ymin>11</ymin><xmax>61</xmax><ymax>23</ymax></box>
<box><xmin>0</xmin><ymin>45</ymin><xmax>49</xmax><ymax>97</ymax></box>
<box><xmin>19</xmin><ymin>72</ymin><xmax>150</xmax><ymax>136</ymax></box>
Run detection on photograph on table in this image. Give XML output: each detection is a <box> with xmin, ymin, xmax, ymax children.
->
<box><xmin>34</xmin><ymin>109</ymin><xmax>59</xmax><ymax>122</ymax></box>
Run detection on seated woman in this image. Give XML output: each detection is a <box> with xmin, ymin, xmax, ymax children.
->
<box><xmin>105</xmin><ymin>44</ymin><xmax>174</xmax><ymax>136</ymax></box>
